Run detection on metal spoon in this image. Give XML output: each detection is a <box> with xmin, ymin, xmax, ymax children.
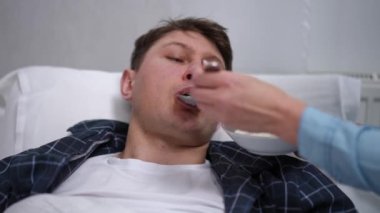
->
<box><xmin>179</xmin><ymin>94</ymin><xmax>198</xmax><ymax>107</ymax></box>
<box><xmin>202</xmin><ymin>58</ymin><xmax>222</xmax><ymax>72</ymax></box>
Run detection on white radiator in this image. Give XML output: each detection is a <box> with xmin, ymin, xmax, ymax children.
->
<box><xmin>346</xmin><ymin>73</ymin><xmax>380</xmax><ymax>126</ymax></box>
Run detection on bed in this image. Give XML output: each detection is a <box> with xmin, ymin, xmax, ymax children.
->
<box><xmin>0</xmin><ymin>66</ymin><xmax>378</xmax><ymax>212</ymax></box>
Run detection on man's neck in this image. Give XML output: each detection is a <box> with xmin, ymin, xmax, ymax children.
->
<box><xmin>120</xmin><ymin>121</ymin><xmax>209</xmax><ymax>165</ymax></box>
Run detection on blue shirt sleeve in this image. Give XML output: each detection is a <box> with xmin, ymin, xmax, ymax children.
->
<box><xmin>298</xmin><ymin>107</ymin><xmax>380</xmax><ymax>195</ymax></box>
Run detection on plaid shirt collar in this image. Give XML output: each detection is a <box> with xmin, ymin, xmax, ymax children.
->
<box><xmin>0</xmin><ymin>120</ymin><xmax>356</xmax><ymax>212</ymax></box>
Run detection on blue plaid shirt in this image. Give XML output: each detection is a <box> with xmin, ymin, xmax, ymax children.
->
<box><xmin>0</xmin><ymin>120</ymin><xmax>355</xmax><ymax>212</ymax></box>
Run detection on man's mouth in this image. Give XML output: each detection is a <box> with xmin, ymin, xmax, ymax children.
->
<box><xmin>176</xmin><ymin>88</ymin><xmax>199</xmax><ymax>111</ymax></box>
<box><xmin>178</xmin><ymin>94</ymin><xmax>197</xmax><ymax>107</ymax></box>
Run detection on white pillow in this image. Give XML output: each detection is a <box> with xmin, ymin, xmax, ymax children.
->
<box><xmin>0</xmin><ymin>66</ymin><xmax>130</xmax><ymax>158</ymax></box>
<box><xmin>0</xmin><ymin>66</ymin><xmax>361</xmax><ymax>158</ymax></box>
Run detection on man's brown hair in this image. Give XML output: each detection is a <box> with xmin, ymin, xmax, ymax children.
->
<box><xmin>130</xmin><ymin>17</ymin><xmax>233</xmax><ymax>70</ymax></box>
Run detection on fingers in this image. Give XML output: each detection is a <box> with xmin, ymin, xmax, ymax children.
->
<box><xmin>191</xmin><ymin>71</ymin><xmax>241</xmax><ymax>110</ymax></box>
<box><xmin>190</xmin><ymin>87</ymin><xmax>218</xmax><ymax>106</ymax></box>
<box><xmin>192</xmin><ymin>71</ymin><xmax>232</xmax><ymax>88</ymax></box>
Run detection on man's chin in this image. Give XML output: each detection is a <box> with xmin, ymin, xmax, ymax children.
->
<box><xmin>171</xmin><ymin>103</ymin><xmax>218</xmax><ymax>138</ymax></box>
<box><xmin>178</xmin><ymin>121</ymin><xmax>217</xmax><ymax>139</ymax></box>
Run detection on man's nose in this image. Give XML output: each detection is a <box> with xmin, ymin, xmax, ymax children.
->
<box><xmin>183</xmin><ymin>61</ymin><xmax>204</xmax><ymax>81</ymax></box>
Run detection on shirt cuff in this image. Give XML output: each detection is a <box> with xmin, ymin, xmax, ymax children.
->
<box><xmin>297</xmin><ymin>107</ymin><xmax>340</xmax><ymax>171</ymax></box>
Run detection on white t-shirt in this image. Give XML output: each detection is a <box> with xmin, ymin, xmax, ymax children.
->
<box><xmin>6</xmin><ymin>153</ymin><xmax>225</xmax><ymax>213</ymax></box>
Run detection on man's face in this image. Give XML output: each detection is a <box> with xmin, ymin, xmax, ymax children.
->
<box><xmin>124</xmin><ymin>30</ymin><xmax>225</xmax><ymax>145</ymax></box>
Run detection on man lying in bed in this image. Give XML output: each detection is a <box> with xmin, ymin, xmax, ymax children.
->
<box><xmin>0</xmin><ymin>17</ymin><xmax>355</xmax><ymax>212</ymax></box>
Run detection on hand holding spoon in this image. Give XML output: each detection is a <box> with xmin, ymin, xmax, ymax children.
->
<box><xmin>178</xmin><ymin>58</ymin><xmax>222</xmax><ymax>106</ymax></box>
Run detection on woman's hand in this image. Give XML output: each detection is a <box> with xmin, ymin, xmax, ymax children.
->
<box><xmin>190</xmin><ymin>71</ymin><xmax>306</xmax><ymax>144</ymax></box>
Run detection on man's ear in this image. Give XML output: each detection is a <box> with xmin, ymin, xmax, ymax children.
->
<box><xmin>120</xmin><ymin>69</ymin><xmax>136</xmax><ymax>100</ymax></box>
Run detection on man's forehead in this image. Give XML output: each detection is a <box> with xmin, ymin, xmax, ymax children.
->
<box><xmin>156</xmin><ymin>31</ymin><xmax>215</xmax><ymax>50</ymax></box>
<box><xmin>161</xmin><ymin>41</ymin><xmax>193</xmax><ymax>52</ymax></box>
<box><xmin>154</xmin><ymin>31</ymin><xmax>224</xmax><ymax>63</ymax></box>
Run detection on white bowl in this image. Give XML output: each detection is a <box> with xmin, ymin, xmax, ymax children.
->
<box><xmin>225</xmin><ymin>130</ymin><xmax>297</xmax><ymax>155</ymax></box>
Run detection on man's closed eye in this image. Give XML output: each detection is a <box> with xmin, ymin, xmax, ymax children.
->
<box><xmin>166</xmin><ymin>56</ymin><xmax>185</xmax><ymax>64</ymax></box>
